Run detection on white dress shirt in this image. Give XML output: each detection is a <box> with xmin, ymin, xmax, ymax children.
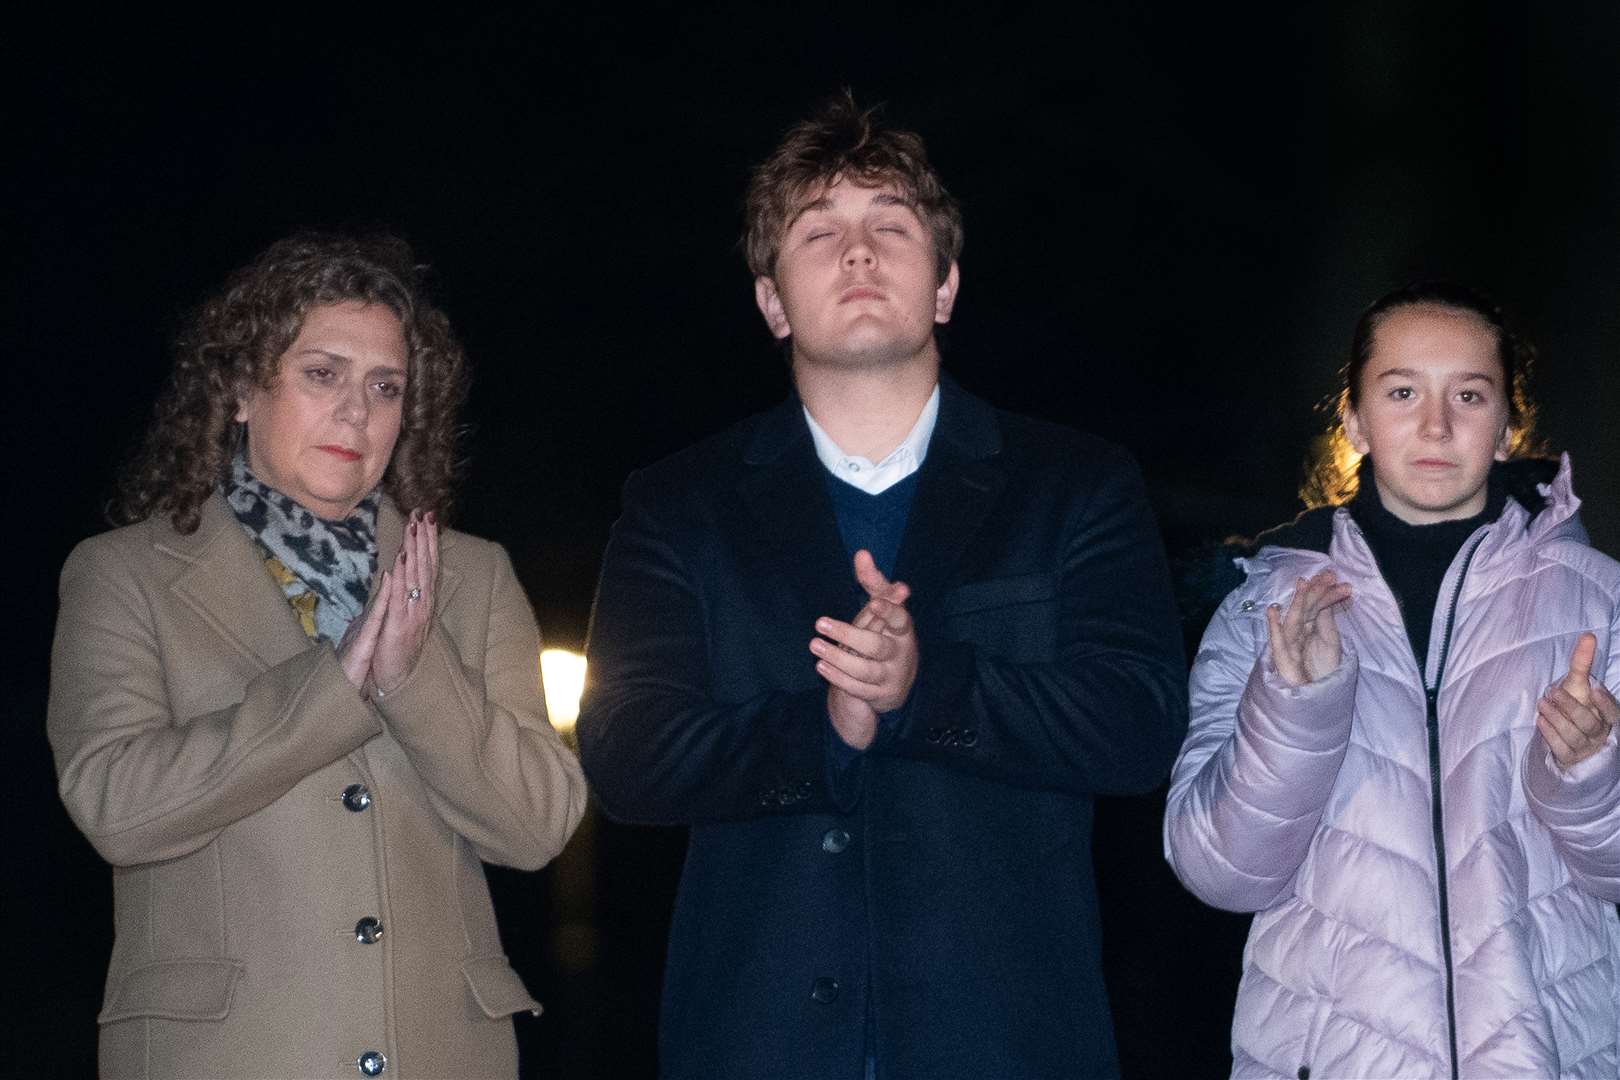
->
<box><xmin>802</xmin><ymin>384</ymin><xmax>940</xmax><ymax>495</ymax></box>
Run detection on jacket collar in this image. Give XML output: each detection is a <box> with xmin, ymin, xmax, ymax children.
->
<box><xmin>155</xmin><ymin>493</ymin><xmax>455</xmax><ymax>670</ymax></box>
<box><xmin>157</xmin><ymin>494</ymin><xmax>318</xmax><ymax>671</ymax></box>
<box><xmin>736</xmin><ymin>374</ymin><xmax>1006</xmax><ymax>623</ymax></box>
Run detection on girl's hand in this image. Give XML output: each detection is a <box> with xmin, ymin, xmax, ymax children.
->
<box><xmin>1538</xmin><ymin>632</ymin><xmax>1618</xmax><ymax>770</ymax></box>
<box><xmin>1265</xmin><ymin>570</ymin><xmax>1353</xmax><ymax>687</ymax></box>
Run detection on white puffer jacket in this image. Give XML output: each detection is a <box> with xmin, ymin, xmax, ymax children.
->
<box><xmin>1166</xmin><ymin>458</ymin><xmax>1620</xmax><ymax>1079</ymax></box>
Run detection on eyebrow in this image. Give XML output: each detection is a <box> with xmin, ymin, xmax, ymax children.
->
<box><xmin>1373</xmin><ymin>366</ymin><xmax>1498</xmax><ymax>384</ymax></box>
<box><xmin>784</xmin><ymin>191</ymin><xmax>918</xmax><ymax>232</ymax></box>
<box><xmin>293</xmin><ymin>347</ymin><xmax>407</xmax><ymax>377</ymax></box>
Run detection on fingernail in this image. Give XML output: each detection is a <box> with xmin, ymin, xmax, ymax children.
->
<box><xmin>426</xmin><ymin>511</ymin><xmax>436</xmax><ymax>526</ymax></box>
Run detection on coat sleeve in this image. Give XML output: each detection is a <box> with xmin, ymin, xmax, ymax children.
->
<box><xmin>1163</xmin><ymin>580</ymin><xmax>1359</xmax><ymax>912</ymax></box>
<box><xmin>876</xmin><ymin>447</ymin><xmax>1188</xmax><ymax>796</ymax></box>
<box><xmin>1519</xmin><ymin>617</ymin><xmax>1620</xmax><ymax>902</ymax></box>
<box><xmin>577</xmin><ymin>470</ymin><xmax>841</xmax><ymax>826</ymax></box>
<box><xmin>375</xmin><ymin>543</ymin><xmax>586</xmax><ymax>870</ymax></box>
<box><xmin>48</xmin><ymin>537</ymin><xmax>383</xmax><ymax>867</ymax></box>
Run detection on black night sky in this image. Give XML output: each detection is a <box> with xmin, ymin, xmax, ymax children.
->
<box><xmin>12</xmin><ymin>5</ymin><xmax>1619</xmax><ymax>1077</ymax></box>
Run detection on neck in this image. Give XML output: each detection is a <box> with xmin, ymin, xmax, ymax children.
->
<box><xmin>793</xmin><ymin>352</ymin><xmax>940</xmax><ymax>461</ymax></box>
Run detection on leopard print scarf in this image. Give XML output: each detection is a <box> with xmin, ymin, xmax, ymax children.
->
<box><xmin>224</xmin><ymin>454</ymin><xmax>381</xmax><ymax>644</ymax></box>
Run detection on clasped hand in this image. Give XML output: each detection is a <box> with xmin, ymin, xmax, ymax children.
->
<box><xmin>1537</xmin><ymin>632</ymin><xmax>1618</xmax><ymax>770</ymax></box>
<box><xmin>339</xmin><ymin>510</ymin><xmax>438</xmax><ymax>700</ymax></box>
<box><xmin>810</xmin><ymin>549</ymin><xmax>918</xmax><ymax>750</ymax></box>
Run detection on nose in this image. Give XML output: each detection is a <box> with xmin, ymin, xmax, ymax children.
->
<box><xmin>335</xmin><ymin>381</ymin><xmax>369</xmax><ymax>426</ymax></box>
<box><xmin>842</xmin><ymin>229</ymin><xmax>877</xmax><ymax>270</ymax></box>
<box><xmin>1419</xmin><ymin>398</ymin><xmax>1452</xmax><ymax>441</ymax></box>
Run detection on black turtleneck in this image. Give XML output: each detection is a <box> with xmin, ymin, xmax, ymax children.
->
<box><xmin>1348</xmin><ymin>466</ymin><xmax>1508</xmax><ymax>673</ymax></box>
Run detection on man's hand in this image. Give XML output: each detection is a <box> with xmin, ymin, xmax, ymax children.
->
<box><xmin>812</xmin><ymin>550</ymin><xmax>918</xmax><ymax>750</ymax></box>
<box><xmin>1538</xmin><ymin>632</ymin><xmax>1618</xmax><ymax>770</ymax></box>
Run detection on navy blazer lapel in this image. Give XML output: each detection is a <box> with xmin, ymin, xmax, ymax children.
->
<box><xmin>737</xmin><ymin>396</ymin><xmax>868</xmax><ymax>623</ymax></box>
<box><xmin>893</xmin><ymin>378</ymin><xmax>1006</xmax><ymax>616</ymax></box>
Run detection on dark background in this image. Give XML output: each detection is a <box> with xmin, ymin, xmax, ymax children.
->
<box><xmin>10</xmin><ymin>4</ymin><xmax>1619</xmax><ymax>1077</ymax></box>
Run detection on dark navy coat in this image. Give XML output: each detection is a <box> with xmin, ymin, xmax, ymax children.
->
<box><xmin>578</xmin><ymin>378</ymin><xmax>1187</xmax><ymax>1079</ymax></box>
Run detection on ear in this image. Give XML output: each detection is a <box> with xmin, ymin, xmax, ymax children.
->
<box><xmin>754</xmin><ymin>276</ymin><xmax>792</xmax><ymax>340</ymax></box>
<box><xmin>234</xmin><ymin>388</ymin><xmax>256</xmax><ymax>425</ymax></box>
<box><xmin>1342</xmin><ymin>406</ymin><xmax>1371</xmax><ymax>455</ymax></box>
<box><xmin>1494</xmin><ymin>423</ymin><xmax>1512</xmax><ymax>462</ymax></box>
<box><xmin>933</xmin><ymin>261</ymin><xmax>961</xmax><ymax>324</ymax></box>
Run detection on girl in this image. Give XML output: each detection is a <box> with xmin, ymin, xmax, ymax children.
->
<box><xmin>1166</xmin><ymin>283</ymin><xmax>1619</xmax><ymax>1079</ymax></box>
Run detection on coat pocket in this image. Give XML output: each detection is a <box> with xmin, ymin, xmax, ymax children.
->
<box><xmin>98</xmin><ymin>958</ymin><xmax>244</xmax><ymax>1023</ymax></box>
<box><xmin>462</xmin><ymin>955</ymin><xmax>542</xmax><ymax>1019</ymax></box>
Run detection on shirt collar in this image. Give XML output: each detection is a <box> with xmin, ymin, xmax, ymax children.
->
<box><xmin>803</xmin><ymin>383</ymin><xmax>940</xmax><ymax>495</ymax></box>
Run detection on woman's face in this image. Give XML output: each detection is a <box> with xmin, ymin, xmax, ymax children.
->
<box><xmin>235</xmin><ymin>301</ymin><xmax>408</xmax><ymax>520</ymax></box>
<box><xmin>1343</xmin><ymin>303</ymin><xmax>1510</xmax><ymax>524</ymax></box>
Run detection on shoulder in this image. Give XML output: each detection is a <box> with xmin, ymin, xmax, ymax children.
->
<box><xmin>1535</xmin><ymin>535</ymin><xmax>1620</xmax><ymax>602</ymax></box>
<box><xmin>437</xmin><ymin>524</ymin><xmax>504</xmax><ymax>565</ymax></box>
<box><xmin>1175</xmin><ymin>507</ymin><xmax>1338</xmax><ymax>639</ymax></box>
<box><xmin>618</xmin><ymin>405</ymin><xmax>781</xmax><ymax>511</ymax></box>
<box><xmin>993</xmin><ymin>409</ymin><xmax>1139</xmax><ymax>479</ymax></box>
<box><xmin>63</xmin><ymin>514</ymin><xmax>189</xmax><ymax>582</ymax></box>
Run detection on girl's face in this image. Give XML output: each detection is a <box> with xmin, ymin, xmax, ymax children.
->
<box><xmin>1343</xmin><ymin>303</ymin><xmax>1511</xmax><ymax>524</ymax></box>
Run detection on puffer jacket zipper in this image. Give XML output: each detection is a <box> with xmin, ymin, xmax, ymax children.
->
<box><xmin>1423</xmin><ymin>531</ymin><xmax>1487</xmax><ymax>1080</ymax></box>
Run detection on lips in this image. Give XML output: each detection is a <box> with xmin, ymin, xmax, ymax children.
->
<box><xmin>1410</xmin><ymin>458</ymin><xmax>1458</xmax><ymax>470</ymax></box>
<box><xmin>317</xmin><ymin>445</ymin><xmax>363</xmax><ymax>462</ymax></box>
<box><xmin>840</xmin><ymin>285</ymin><xmax>885</xmax><ymax>303</ymax></box>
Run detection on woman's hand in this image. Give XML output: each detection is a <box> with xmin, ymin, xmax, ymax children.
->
<box><xmin>370</xmin><ymin>510</ymin><xmax>439</xmax><ymax>698</ymax></box>
<box><xmin>1538</xmin><ymin>632</ymin><xmax>1618</xmax><ymax>770</ymax></box>
<box><xmin>1266</xmin><ymin>569</ymin><xmax>1352</xmax><ymax>687</ymax></box>
<box><xmin>338</xmin><ymin>573</ymin><xmax>391</xmax><ymax>692</ymax></box>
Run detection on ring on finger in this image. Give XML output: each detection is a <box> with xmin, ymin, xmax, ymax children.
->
<box><xmin>407</xmin><ymin>586</ymin><xmax>422</xmax><ymax>603</ymax></box>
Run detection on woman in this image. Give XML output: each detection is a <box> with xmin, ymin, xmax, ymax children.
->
<box><xmin>1165</xmin><ymin>283</ymin><xmax>1619</xmax><ymax>1079</ymax></box>
<box><xmin>48</xmin><ymin>232</ymin><xmax>587</xmax><ymax>1079</ymax></box>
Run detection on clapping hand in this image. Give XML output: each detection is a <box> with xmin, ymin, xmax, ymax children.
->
<box><xmin>810</xmin><ymin>550</ymin><xmax>918</xmax><ymax>750</ymax></box>
<box><xmin>1265</xmin><ymin>569</ymin><xmax>1353</xmax><ymax>687</ymax></box>
<box><xmin>1537</xmin><ymin>632</ymin><xmax>1618</xmax><ymax>770</ymax></box>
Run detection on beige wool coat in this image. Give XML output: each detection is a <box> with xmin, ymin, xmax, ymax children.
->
<box><xmin>48</xmin><ymin>494</ymin><xmax>587</xmax><ymax>1079</ymax></box>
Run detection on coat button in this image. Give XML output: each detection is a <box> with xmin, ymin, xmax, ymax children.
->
<box><xmin>959</xmin><ymin>729</ymin><xmax>979</xmax><ymax>747</ymax></box>
<box><xmin>354</xmin><ymin>917</ymin><xmax>384</xmax><ymax>944</ymax></box>
<box><xmin>356</xmin><ymin>1050</ymin><xmax>387</xmax><ymax>1075</ymax></box>
<box><xmin>1296</xmin><ymin>1068</ymin><xmax>1309</xmax><ymax>1080</ymax></box>
<box><xmin>341</xmin><ymin>784</ymin><xmax>372</xmax><ymax>812</ymax></box>
<box><xmin>821</xmin><ymin>828</ymin><xmax>851</xmax><ymax>854</ymax></box>
<box><xmin>810</xmin><ymin>976</ymin><xmax>840</xmax><ymax>1003</ymax></box>
<box><xmin>1239</xmin><ymin>599</ymin><xmax>1256</xmax><ymax>613</ymax></box>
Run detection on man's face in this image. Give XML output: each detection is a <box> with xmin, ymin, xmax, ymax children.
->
<box><xmin>754</xmin><ymin>177</ymin><xmax>959</xmax><ymax>373</ymax></box>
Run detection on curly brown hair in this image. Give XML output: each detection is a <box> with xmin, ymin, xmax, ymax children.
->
<box><xmin>743</xmin><ymin>90</ymin><xmax>963</xmax><ymax>284</ymax></box>
<box><xmin>112</xmin><ymin>231</ymin><xmax>471</xmax><ymax>534</ymax></box>
<box><xmin>1300</xmin><ymin>281</ymin><xmax>1544</xmax><ymax>508</ymax></box>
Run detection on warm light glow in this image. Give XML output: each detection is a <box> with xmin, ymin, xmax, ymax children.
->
<box><xmin>541</xmin><ymin>649</ymin><xmax>587</xmax><ymax>733</ymax></box>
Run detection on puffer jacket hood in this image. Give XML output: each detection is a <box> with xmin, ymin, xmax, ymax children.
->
<box><xmin>1166</xmin><ymin>455</ymin><xmax>1620</xmax><ymax>1079</ymax></box>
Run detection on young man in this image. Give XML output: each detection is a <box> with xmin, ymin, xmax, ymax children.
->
<box><xmin>577</xmin><ymin>95</ymin><xmax>1187</xmax><ymax>1080</ymax></box>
